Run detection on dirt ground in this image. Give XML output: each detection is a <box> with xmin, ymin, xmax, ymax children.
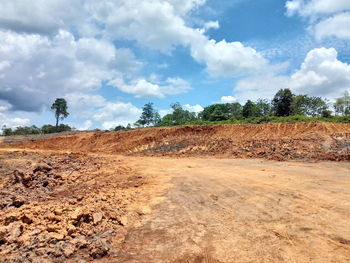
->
<box><xmin>0</xmin><ymin>148</ymin><xmax>349</xmax><ymax>262</ymax></box>
<box><xmin>0</xmin><ymin>122</ymin><xmax>349</xmax><ymax>262</ymax></box>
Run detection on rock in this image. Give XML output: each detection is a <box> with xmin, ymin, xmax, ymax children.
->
<box><xmin>66</xmin><ymin>225</ymin><xmax>76</xmax><ymax>236</ymax></box>
<box><xmin>93</xmin><ymin>213</ymin><xmax>103</xmax><ymax>225</ymax></box>
<box><xmin>62</xmin><ymin>243</ymin><xmax>76</xmax><ymax>258</ymax></box>
<box><xmin>32</xmin><ymin>163</ymin><xmax>52</xmax><ymax>173</ymax></box>
<box><xmin>48</xmin><ymin>232</ymin><xmax>65</xmax><ymax>240</ymax></box>
<box><xmin>12</xmin><ymin>170</ymin><xmax>24</xmax><ymax>184</ymax></box>
<box><xmin>6</xmin><ymin>222</ymin><xmax>23</xmax><ymax>243</ymax></box>
<box><xmin>70</xmin><ymin>208</ymin><xmax>82</xmax><ymax>221</ymax></box>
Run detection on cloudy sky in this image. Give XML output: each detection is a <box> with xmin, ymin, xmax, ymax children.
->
<box><xmin>1</xmin><ymin>0</ymin><xmax>350</xmax><ymax>130</ymax></box>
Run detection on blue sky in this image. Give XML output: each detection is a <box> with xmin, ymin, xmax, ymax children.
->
<box><xmin>1</xmin><ymin>0</ymin><xmax>350</xmax><ymax>130</ymax></box>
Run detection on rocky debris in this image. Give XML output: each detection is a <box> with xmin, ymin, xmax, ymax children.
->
<box><xmin>0</xmin><ymin>152</ymin><xmax>146</xmax><ymax>262</ymax></box>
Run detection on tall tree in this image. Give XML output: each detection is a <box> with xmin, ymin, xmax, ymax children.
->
<box><xmin>272</xmin><ymin>89</ymin><xmax>294</xmax><ymax>117</ymax></box>
<box><xmin>200</xmin><ymin>103</ymin><xmax>242</xmax><ymax>121</ymax></box>
<box><xmin>51</xmin><ymin>98</ymin><xmax>69</xmax><ymax>132</ymax></box>
<box><xmin>135</xmin><ymin>102</ymin><xmax>160</xmax><ymax>127</ymax></box>
<box><xmin>334</xmin><ymin>91</ymin><xmax>350</xmax><ymax>116</ymax></box>
<box><xmin>242</xmin><ymin>100</ymin><xmax>259</xmax><ymax>118</ymax></box>
<box><xmin>256</xmin><ymin>99</ymin><xmax>271</xmax><ymax>117</ymax></box>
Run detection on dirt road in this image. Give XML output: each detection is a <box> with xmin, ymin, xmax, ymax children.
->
<box><xmin>1</xmin><ymin>149</ymin><xmax>350</xmax><ymax>262</ymax></box>
<box><xmin>108</xmin><ymin>157</ymin><xmax>350</xmax><ymax>263</ymax></box>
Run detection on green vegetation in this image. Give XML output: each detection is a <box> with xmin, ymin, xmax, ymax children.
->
<box><xmin>2</xmin><ymin>98</ymin><xmax>72</xmax><ymax>136</ymax></box>
<box><xmin>1</xmin><ymin>124</ymin><xmax>73</xmax><ymax>136</ymax></box>
<box><xmin>184</xmin><ymin>115</ymin><xmax>350</xmax><ymax>126</ymax></box>
<box><xmin>51</xmin><ymin>98</ymin><xmax>69</xmax><ymax>131</ymax></box>
<box><xmin>2</xmin><ymin>91</ymin><xmax>350</xmax><ymax>137</ymax></box>
<box><xmin>131</xmin><ymin>89</ymin><xmax>350</xmax><ymax>129</ymax></box>
<box><xmin>134</xmin><ymin>102</ymin><xmax>160</xmax><ymax>127</ymax></box>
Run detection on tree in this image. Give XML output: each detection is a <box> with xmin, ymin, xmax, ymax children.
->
<box><xmin>157</xmin><ymin>103</ymin><xmax>197</xmax><ymax>126</ymax></box>
<box><xmin>272</xmin><ymin>89</ymin><xmax>294</xmax><ymax>117</ymax></box>
<box><xmin>51</xmin><ymin>98</ymin><xmax>69</xmax><ymax>132</ymax></box>
<box><xmin>334</xmin><ymin>91</ymin><xmax>350</xmax><ymax>116</ymax></box>
<box><xmin>242</xmin><ymin>100</ymin><xmax>260</xmax><ymax>118</ymax></box>
<box><xmin>256</xmin><ymin>99</ymin><xmax>271</xmax><ymax>117</ymax></box>
<box><xmin>1</xmin><ymin>125</ymin><xmax>13</xmax><ymax>136</ymax></box>
<box><xmin>200</xmin><ymin>103</ymin><xmax>242</xmax><ymax>121</ymax></box>
<box><xmin>135</xmin><ymin>102</ymin><xmax>160</xmax><ymax>127</ymax></box>
<box><xmin>171</xmin><ymin>103</ymin><xmax>196</xmax><ymax>125</ymax></box>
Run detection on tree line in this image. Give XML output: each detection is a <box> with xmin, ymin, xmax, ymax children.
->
<box><xmin>2</xmin><ymin>89</ymin><xmax>350</xmax><ymax>135</ymax></box>
<box><xmin>2</xmin><ymin>98</ymin><xmax>72</xmax><ymax>136</ymax></box>
<box><xmin>131</xmin><ymin>89</ymin><xmax>350</xmax><ymax>128</ymax></box>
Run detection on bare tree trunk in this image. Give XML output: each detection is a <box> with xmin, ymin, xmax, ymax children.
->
<box><xmin>55</xmin><ymin>115</ymin><xmax>59</xmax><ymax>132</ymax></box>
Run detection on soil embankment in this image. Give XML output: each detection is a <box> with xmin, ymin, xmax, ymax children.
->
<box><xmin>4</xmin><ymin>122</ymin><xmax>350</xmax><ymax>161</ymax></box>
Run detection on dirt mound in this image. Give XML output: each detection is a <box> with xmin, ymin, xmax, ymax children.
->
<box><xmin>0</xmin><ymin>151</ymin><xmax>149</xmax><ymax>262</ymax></box>
<box><xmin>3</xmin><ymin>122</ymin><xmax>350</xmax><ymax>161</ymax></box>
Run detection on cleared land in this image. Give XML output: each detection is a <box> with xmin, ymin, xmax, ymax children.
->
<box><xmin>0</xmin><ymin>122</ymin><xmax>349</xmax><ymax>262</ymax></box>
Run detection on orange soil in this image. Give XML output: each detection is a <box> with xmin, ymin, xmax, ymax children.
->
<box><xmin>5</xmin><ymin>122</ymin><xmax>350</xmax><ymax>161</ymax></box>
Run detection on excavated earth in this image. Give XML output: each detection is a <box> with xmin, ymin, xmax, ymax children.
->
<box><xmin>0</xmin><ymin>122</ymin><xmax>349</xmax><ymax>262</ymax></box>
<box><xmin>4</xmin><ymin>122</ymin><xmax>350</xmax><ymax>161</ymax></box>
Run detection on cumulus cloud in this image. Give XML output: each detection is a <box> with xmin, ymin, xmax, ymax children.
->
<box><xmin>92</xmin><ymin>102</ymin><xmax>141</xmax><ymax>129</ymax></box>
<box><xmin>190</xmin><ymin>38</ymin><xmax>267</xmax><ymax>77</ymax></box>
<box><xmin>286</xmin><ymin>0</ymin><xmax>350</xmax><ymax>40</ymax></box>
<box><xmin>289</xmin><ymin>47</ymin><xmax>350</xmax><ymax>96</ymax></box>
<box><xmin>66</xmin><ymin>92</ymin><xmax>141</xmax><ymax>129</ymax></box>
<box><xmin>234</xmin><ymin>47</ymin><xmax>350</xmax><ymax>101</ymax></box>
<box><xmin>108</xmin><ymin>77</ymin><xmax>191</xmax><ymax>98</ymax></box>
<box><xmin>286</xmin><ymin>0</ymin><xmax>350</xmax><ymax>17</ymax></box>
<box><xmin>0</xmin><ymin>104</ymin><xmax>30</xmax><ymax>129</ymax></box>
<box><xmin>314</xmin><ymin>12</ymin><xmax>350</xmax><ymax>39</ymax></box>
<box><xmin>0</xmin><ymin>29</ymin><xmax>142</xmax><ymax>112</ymax></box>
<box><xmin>0</xmin><ymin>0</ymin><xmax>267</xmax><ymax>78</ymax></box>
<box><xmin>220</xmin><ymin>96</ymin><xmax>237</xmax><ymax>103</ymax></box>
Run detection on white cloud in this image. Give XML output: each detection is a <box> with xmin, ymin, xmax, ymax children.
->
<box><xmin>190</xmin><ymin>37</ymin><xmax>267</xmax><ymax>77</ymax></box>
<box><xmin>92</xmin><ymin>102</ymin><xmax>141</xmax><ymax>129</ymax></box>
<box><xmin>78</xmin><ymin>120</ymin><xmax>93</xmax><ymax>131</ymax></box>
<box><xmin>109</xmin><ymin>77</ymin><xmax>191</xmax><ymax>98</ymax></box>
<box><xmin>220</xmin><ymin>96</ymin><xmax>237</xmax><ymax>103</ymax></box>
<box><xmin>203</xmin><ymin>21</ymin><xmax>220</xmax><ymax>31</ymax></box>
<box><xmin>0</xmin><ymin>29</ymin><xmax>142</xmax><ymax>112</ymax></box>
<box><xmin>0</xmin><ymin>0</ymin><xmax>268</xmax><ymax>79</ymax></box>
<box><xmin>314</xmin><ymin>12</ymin><xmax>350</xmax><ymax>39</ymax></box>
<box><xmin>234</xmin><ymin>47</ymin><xmax>350</xmax><ymax>101</ymax></box>
<box><xmin>183</xmin><ymin>104</ymin><xmax>204</xmax><ymax>112</ymax></box>
<box><xmin>66</xmin><ymin>92</ymin><xmax>142</xmax><ymax>129</ymax></box>
<box><xmin>286</xmin><ymin>0</ymin><xmax>350</xmax><ymax>40</ymax></box>
<box><xmin>286</xmin><ymin>0</ymin><xmax>350</xmax><ymax>17</ymax></box>
<box><xmin>289</xmin><ymin>47</ymin><xmax>350</xmax><ymax>97</ymax></box>
<box><xmin>0</xmin><ymin>105</ymin><xmax>30</xmax><ymax>129</ymax></box>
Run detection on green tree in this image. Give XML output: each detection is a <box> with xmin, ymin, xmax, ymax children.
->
<box><xmin>291</xmin><ymin>95</ymin><xmax>309</xmax><ymax>116</ymax></box>
<box><xmin>307</xmin><ymin>97</ymin><xmax>329</xmax><ymax>117</ymax></box>
<box><xmin>242</xmin><ymin>100</ymin><xmax>260</xmax><ymax>118</ymax></box>
<box><xmin>171</xmin><ymin>103</ymin><xmax>196</xmax><ymax>125</ymax></box>
<box><xmin>272</xmin><ymin>89</ymin><xmax>294</xmax><ymax>117</ymax></box>
<box><xmin>157</xmin><ymin>103</ymin><xmax>196</xmax><ymax>126</ymax></box>
<box><xmin>135</xmin><ymin>102</ymin><xmax>160</xmax><ymax>127</ymax></box>
<box><xmin>1</xmin><ymin>126</ymin><xmax>13</xmax><ymax>136</ymax></box>
<box><xmin>51</xmin><ymin>98</ymin><xmax>69</xmax><ymax>131</ymax></box>
<box><xmin>334</xmin><ymin>91</ymin><xmax>350</xmax><ymax>116</ymax></box>
<box><xmin>200</xmin><ymin>103</ymin><xmax>242</xmax><ymax>121</ymax></box>
<box><xmin>256</xmin><ymin>99</ymin><xmax>271</xmax><ymax>117</ymax></box>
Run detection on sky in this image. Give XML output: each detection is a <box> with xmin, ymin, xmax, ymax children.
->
<box><xmin>1</xmin><ymin>0</ymin><xmax>350</xmax><ymax>130</ymax></box>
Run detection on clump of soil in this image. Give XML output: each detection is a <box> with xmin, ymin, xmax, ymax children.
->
<box><xmin>0</xmin><ymin>152</ymin><xmax>147</xmax><ymax>262</ymax></box>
